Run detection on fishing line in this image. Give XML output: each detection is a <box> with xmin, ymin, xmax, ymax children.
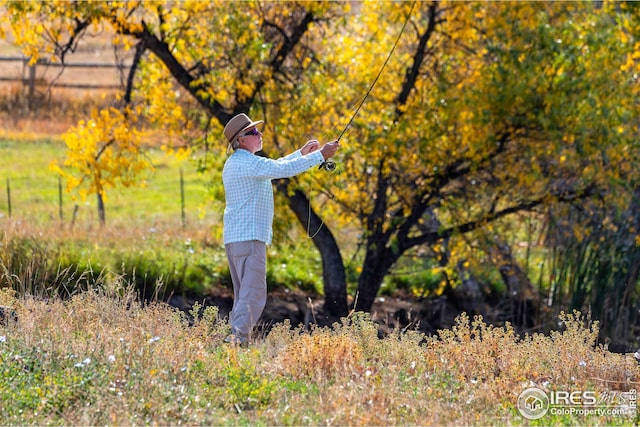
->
<box><xmin>308</xmin><ymin>1</ymin><xmax>416</xmax><ymax>239</ymax></box>
<box><xmin>319</xmin><ymin>0</ymin><xmax>417</xmax><ymax>172</ymax></box>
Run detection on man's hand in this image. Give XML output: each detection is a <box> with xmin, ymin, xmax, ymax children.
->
<box><xmin>301</xmin><ymin>139</ymin><xmax>320</xmax><ymax>155</ymax></box>
<box><xmin>320</xmin><ymin>140</ymin><xmax>339</xmax><ymax>160</ymax></box>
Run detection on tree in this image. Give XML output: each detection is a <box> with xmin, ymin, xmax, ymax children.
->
<box><xmin>50</xmin><ymin>106</ymin><xmax>151</xmax><ymax>225</ymax></box>
<box><xmin>305</xmin><ymin>0</ymin><xmax>640</xmax><ymax>313</ymax></box>
<box><xmin>0</xmin><ymin>0</ymin><xmax>352</xmax><ymax>315</ymax></box>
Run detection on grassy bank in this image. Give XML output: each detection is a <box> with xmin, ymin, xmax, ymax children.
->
<box><xmin>0</xmin><ymin>287</ymin><xmax>637</xmax><ymax>425</ymax></box>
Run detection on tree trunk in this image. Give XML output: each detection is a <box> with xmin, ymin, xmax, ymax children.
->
<box><xmin>275</xmin><ymin>179</ymin><xmax>348</xmax><ymax>317</ymax></box>
<box><xmin>97</xmin><ymin>192</ymin><xmax>106</xmax><ymax>225</ymax></box>
<box><xmin>354</xmin><ymin>243</ymin><xmax>395</xmax><ymax>312</ymax></box>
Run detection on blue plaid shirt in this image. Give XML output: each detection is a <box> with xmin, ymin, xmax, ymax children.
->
<box><xmin>222</xmin><ymin>148</ymin><xmax>324</xmax><ymax>245</ymax></box>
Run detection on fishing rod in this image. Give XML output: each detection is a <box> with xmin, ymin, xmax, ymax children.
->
<box><xmin>319</xmin><ymin>0</ymin><xmax>416</xmax><ymax>172</ymax></box>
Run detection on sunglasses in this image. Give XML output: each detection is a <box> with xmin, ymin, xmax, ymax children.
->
<box><xmin>243</xmin><ymin>128</ymin><xmax>260</xmax><ymax>137</ymax></box>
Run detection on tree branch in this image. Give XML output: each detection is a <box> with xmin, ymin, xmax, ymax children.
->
<box><xmin>123</xmin><ymin>39</ymin><xmax>146</xmax><ymax>105</ymax></box>
<box><xmin>403</xmin><ymin>182</ymin><xmax>597</xmax><ymax>250</ymax></box>
<box><xmin>128</xmin><ymin>20</ymin><xmax>233</xmax><ymax>124</ymax></box>
<box><xmin>55</xmin><ymin>17</ymin><xmax>90</xmax><ymax>63</ymax></box>
<box><xmin>395</xmin><ymin>1</ymin><xmax>438</xmax><ymax>113</ymax></box>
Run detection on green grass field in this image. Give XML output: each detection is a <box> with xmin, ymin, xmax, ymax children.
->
<box><xmin>0</xmin><ymin>138</ymin><xmax>216</xmax><ymax>228</ymax></box>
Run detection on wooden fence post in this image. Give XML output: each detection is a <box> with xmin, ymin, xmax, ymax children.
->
<box><xmin>180</xmin><ymin>168</ymin><xmax>186</xmax><ymax>228</ymax></box>
<box><xmin>27</xmin><ymin>60</ymin><xmax>36</xmax><ymax>109</ymax></box>
<box><xmin>6</xmin><ymin>177</ymin><xmax>11</xmax><ymax>218</ymax></box>
<box><xmin>58</xmin><ymin>176</ymin><xmax>63</xmax><ymax>221</ymax></box>
<box><xmin>71</xmin><ymin>204</ymin><xmax>79</xmax><ymax>228</ymax></box>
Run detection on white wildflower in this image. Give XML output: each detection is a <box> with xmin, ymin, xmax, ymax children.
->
<box><xmin>75</xmin><ymin>357</ymin><xmax>91</xmax><ymax>368</ymax></box>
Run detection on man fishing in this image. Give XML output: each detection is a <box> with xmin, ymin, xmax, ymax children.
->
<box><xmin>221</xmin><ymin>113</ymin><xmax>339</xmax><ymax>345</ymax></box>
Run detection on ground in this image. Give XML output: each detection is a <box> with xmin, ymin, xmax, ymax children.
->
<box><xmin>167</xmin><ymin>288</ymin><xmax>463</xmax><ymax>339</ymax></box>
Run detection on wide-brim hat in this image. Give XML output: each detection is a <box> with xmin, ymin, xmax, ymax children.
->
<box><xmin>223</xmin><ymin>113</ymin><xmax>263</xmax><ymax>145</ymax></box>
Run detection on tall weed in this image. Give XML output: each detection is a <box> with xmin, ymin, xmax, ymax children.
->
<box><xmin>546</xmin><ymin>201</ymin><xmax>640</xmax><ymax>349</ymax></box>
<box><xmin>0</xmin><ymin>233</ymin><xmax>103</xmax><ymax>298</ymax></box>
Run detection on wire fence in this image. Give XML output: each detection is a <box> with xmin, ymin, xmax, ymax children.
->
<box><xmin>3</xmin><ymin>172</ymin><xmax>192</xmax><ymax>229</ymax></box>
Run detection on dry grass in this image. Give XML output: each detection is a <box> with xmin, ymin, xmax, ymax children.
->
<box><xmin>0</xmin><ymin>285</ymin><xmax>637</xmax><ymax>426</ymax></box>
<box><xmin>0</xmin><ymin>214</ymin><xmax>215</xmax><ymax>253</ymax></box>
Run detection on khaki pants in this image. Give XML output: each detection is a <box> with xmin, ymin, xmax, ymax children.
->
<box><xmin>225</xmin><ymin>240</ymin><xmax>267</xmax><ymax>340</ymax></box>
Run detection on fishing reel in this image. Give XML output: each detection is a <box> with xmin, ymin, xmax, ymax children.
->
<box><xmin>318</xmin><ymin>160</ymin><xmax>336</xmax><ymax>172</ymax></box>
